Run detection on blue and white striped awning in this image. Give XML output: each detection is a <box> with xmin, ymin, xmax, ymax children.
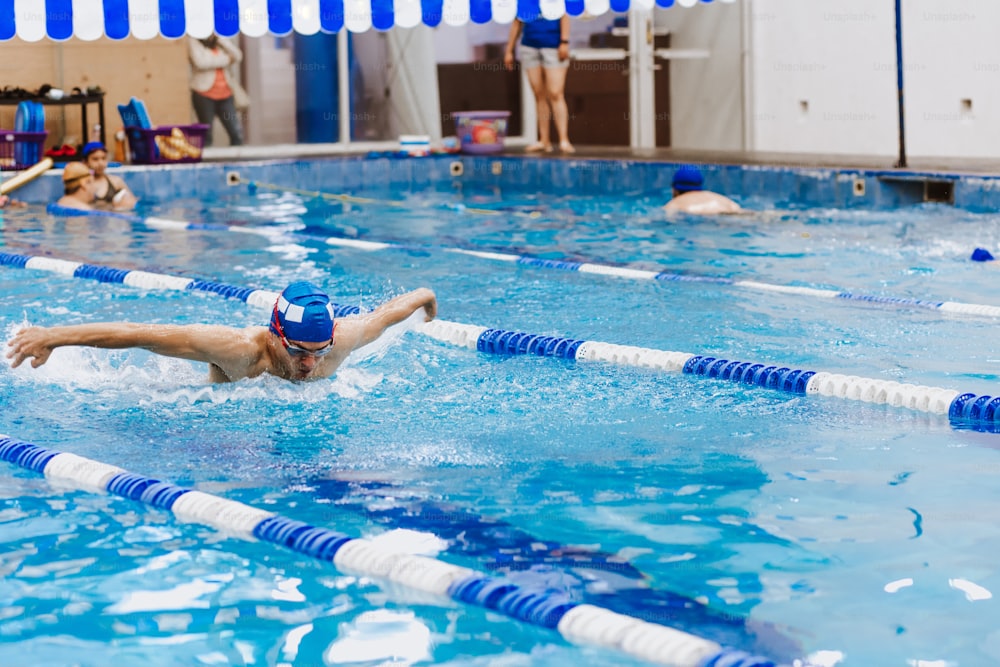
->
<box><xmin>0</xmin><ymin>0</ymin><xmax>732</xmax><ymax>40</ymax></box>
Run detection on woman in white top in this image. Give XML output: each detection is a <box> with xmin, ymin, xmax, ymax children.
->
<box><xmin>188</xmin><ymin>34</ymin><xmax>246</xmax><ymax>146</ymax></box>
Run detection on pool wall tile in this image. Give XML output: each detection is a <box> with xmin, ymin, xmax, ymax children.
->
<box><xmin>956</xmin><ymin>176</ymin><xmax>1000</xmax><ymax>212</ymax></box>
<box><xmin>741</xmin><ymin>166</ymin><xmax>771</xmax><ymax>203</ymax></box>
<box><xmin>9</xmin><ymin>154</ymin><xmax>1000</xmax><ymax>213</ymax></box>
<box><xmin>797</xmin><ymin>170</ymin><xmax>830</xmax><ymax>206</ymax></box>
<box><xmin>317</xmin><ymin>160</ymin><xmax>334</xmax><ymax>190</ymax></box>
<box><xmin>954</xmin><ymin>180</ymin><xmax>976</xmax><ymax>210</ymax></box>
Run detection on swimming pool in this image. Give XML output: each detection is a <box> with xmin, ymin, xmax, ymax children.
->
<box><xmin>2</xmin><ymin>157</ymin><xmax>1000</xmax><ymax>666</ymax></box>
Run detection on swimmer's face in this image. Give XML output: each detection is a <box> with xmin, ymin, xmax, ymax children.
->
<box><xmin>85</xmin><ymin>150</ymin><xmax>108</xmax><ymax>175</ymax></box>
<box><xmin>269</xmin><ymin>301</ymin><xmax>335</xmax><ymax>380</ymax></box>
<box><xmin>282</xmin><ymin>338</ymin><xmax>333</xmax><ymax>379</ymax></box>
<box><xmin>74</xmin><ymin>175</ymin><xmax>97</xmax><ymax>201</ymax></box>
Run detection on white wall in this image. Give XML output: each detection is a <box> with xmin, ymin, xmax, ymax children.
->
<box><xmin>746</xmin><ymin>0</ymin><xmax>1000</xmax><ymax>159</ymax></box>
<box><xmin>656</xmin><ymin>1</ymin><xmax>743</xmax><ymax>151</ymax></box>
<box><xmin>902</xmin><ymin>0</ymin><xmax>1000</xmax><ymax>158</ymax></box>
<box><xmin>434</xmin><ymin>24</ymin><xmax>475</xmax><ymax>63</ymax></box>
<box><xmin>431</xmin><ymin>23</ymin><xmax>508</xmax><ymax>64</ymax></box>
<box><xmin>749</xmin><ymin>0</ymin><xmax>898</xmax><ymax>156</ymax></box>
<box><xmin>243</xmin><ymin>36</ymin><xmax>297</xmax><ymax>145</ymax></box>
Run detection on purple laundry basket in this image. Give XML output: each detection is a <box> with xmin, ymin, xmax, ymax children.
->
<box><xmin>453</xmin><ymin>111</ymin><xmax>511</xmax><ymax>154</ymax></box>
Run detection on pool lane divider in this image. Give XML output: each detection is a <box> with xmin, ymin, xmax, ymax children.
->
<box><xmin>0</xmin><ymin>434</ymin><xmax>786</xmax><ymax>667</ymax></box>
<box><xmin>140</xmin><ymin>216</ymin><xmax>1000</xmax><ymax>320</ymax></box>
<box><xmin>37</xmin><ymin>208</ymin><xmax>1000</xmax><ymax>319</ymax></box>
<box><xmin>1</xmin><ymin>249</ymin><xmax>997</xmax><ymax>433</ymax></box>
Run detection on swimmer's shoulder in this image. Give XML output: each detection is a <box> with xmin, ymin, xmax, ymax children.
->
<box><xmin>664</xmin><ymin>191</ymin><xmax>742</xmax><ymax>215</ymax></box>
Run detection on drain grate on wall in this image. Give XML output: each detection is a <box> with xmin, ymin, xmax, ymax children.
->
<box><xmin>876</xmin><ymin>173</ymin><xmax>957</xmax><ymax>206</ymax></box>
<box><xmin>925</xmin><ymin>180</ymin><xmax>955</xmax><ymax>204</ymax></box>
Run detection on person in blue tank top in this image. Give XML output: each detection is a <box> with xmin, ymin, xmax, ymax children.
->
<box><xmin>504</xmin><ymin>16</ymin><xmax>575</xmax><ymax>153</ymax></box>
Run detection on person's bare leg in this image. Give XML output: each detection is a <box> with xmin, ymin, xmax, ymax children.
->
<box><xmin>544</xmin><ymin>66</ymin><xmax>573</xmax><ymax>153</ymax></box>
<box><xmin>525</xmin><ymin>66</ymin><xmax>553</xmax><ymax>152</ymax></box>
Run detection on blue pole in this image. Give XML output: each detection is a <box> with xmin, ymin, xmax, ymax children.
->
<box><xmin>294</xmin><ymin>32</ymin><xmax>340</xmax><ymax>143</ymax></box>
<box><xmin>894</xmin><ymin>0</ymin><xmax>907</xmax><ymax>168</ymax></box>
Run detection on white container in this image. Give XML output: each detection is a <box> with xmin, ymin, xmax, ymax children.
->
<box><xmin>399</xmin><ymin>134</ymin><xmax>430</xmax><ymax>156</ymax></box>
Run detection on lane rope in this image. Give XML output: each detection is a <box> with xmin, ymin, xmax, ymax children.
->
<box><xmin>139</xmin><ymin>213</ymin><xmax>1000</xmax><ymax>321</ymax></box>
<box><xmin>0</xmin><ymin>433</ymin><xmax>795</xmax><ymax>667</ymax></box>
<box><xmin>1</xmin><ymin>249</ymin><xmax>996</xmax><ymax>433</ymax></box>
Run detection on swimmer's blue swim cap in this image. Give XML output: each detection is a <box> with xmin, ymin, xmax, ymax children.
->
<box><xmin>82</xmin><ymin>141</ymin><xmax>107</xmax><ymax>158</ymax></box>
<box><xmin>672</xmin><ymin>165</ymin><xmax>704</xmax><ymax>193</ymax></box>
<box><xmin>269</xmin><ymin>282</ymin><xmax>335</xmax><ymax>343</ymax></box>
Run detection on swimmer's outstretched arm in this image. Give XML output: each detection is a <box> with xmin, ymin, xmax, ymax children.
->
<box><xmin>343</xmin><ymin>288</ymin><xmax>437</xmax><ymax>350</ymax></box>
<box><xmin>6</xmin><ymin>323</ymin><xmax>256</xmax><ymax>370</ymax></box>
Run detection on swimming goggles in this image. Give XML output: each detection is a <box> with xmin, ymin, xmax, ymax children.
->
<box><xmin>271</xmin><ymin>303</ymin><xmax>335</xmax><ymax>357</ymax></box>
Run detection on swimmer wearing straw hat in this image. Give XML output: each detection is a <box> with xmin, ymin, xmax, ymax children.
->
<box><xmin>55</xmin><ymin>162</ymin><xmax>99</xmax><ymax>211</ymax></box>
<box><xmin>7</xmin><ymin>282</ymin><xmax>437</xmax><ymax>383</ymax></box>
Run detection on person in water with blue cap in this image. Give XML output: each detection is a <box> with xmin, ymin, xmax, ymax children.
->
<box><xmin>7</xmin><ymin>282</ymin><xmax>437</xmax><ymax>383</ymax></box>
<box><xmin>83</xmin><ymin>141</ymin><xmax>136</xmax><ymax>211</ymax></box>
<box><xmin>663</xmin><ymin>165</ymin><xmax>742</xmax><ymax>215</ymax></box>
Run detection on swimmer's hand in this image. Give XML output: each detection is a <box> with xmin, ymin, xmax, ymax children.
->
<box><xmin>6</xmin><ymin>326</ymin><xmax>55</xmax><ymax>368</ymax></box>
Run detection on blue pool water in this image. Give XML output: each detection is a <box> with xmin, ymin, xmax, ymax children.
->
<box><xmin>2</xmin><ymin>163</ymin><xmax>1000</xmax><ymax>666</ymax></box>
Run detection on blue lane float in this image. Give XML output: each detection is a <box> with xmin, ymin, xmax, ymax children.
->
<box><xmin>0</xmin><ymin>434</ymin><xmax>792</xmax><ymax>667</ymax></box>
<box><xmin>683</xmin><ymin>356</ymin><xmax>816</xmax><ymax>395</ymax></box>
<box><xmin>2</xmin><ymin>249</ymin><xmax>999</xmax><ymax>432</ymax></box>
<box><xmin>46</xmin><ymin>203</ymin><xmax>139</xmax><ymax>220</ymax></box>
<box><xmin>476</xmin><ymin>328</ymin><xmax>585</xmax><ymax>359</ymax></box>
<box><xmin>306</xmin><ymin>473</ymin><xmax>808</xmax><ymax>657</ymax></box>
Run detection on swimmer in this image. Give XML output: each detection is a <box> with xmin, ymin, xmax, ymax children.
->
<box><xmin>54</xmin><ymin>162</ymin><xmax>98</xmax><ymax>211</ymax></box>
<box><xmin>7</xmin><ymin>282</ymin><xmax>437</xmax><ymax>383</ymax></box>
<box><xmin>663</xmin><ymin>165</ymin><xmax>742</xmax><ymax>215</ymax></box>
<box><xmin>0</xmin><ymin>194</ymin><xmax>26</xmax><ymax>209</ymax></box>
<box><xmin>82</xmin><ymin>142</ymin><xmax>137</xmax><ymax>211</ymax></box>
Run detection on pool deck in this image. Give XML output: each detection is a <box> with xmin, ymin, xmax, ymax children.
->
<box><xmin>540</xmin><ymin>146</ymin><xmax>1000</xmax><ymax>177</ymax></box>
<box><xmin>200</xmin><ymin>141</ymin><xmax>1000</xmax><ymax>178</ymax></box>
